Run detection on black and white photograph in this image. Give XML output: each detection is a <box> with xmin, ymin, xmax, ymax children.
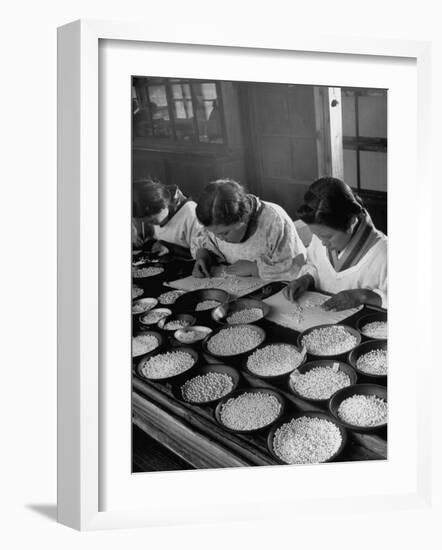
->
<box><xmin>130</xmin><ymin>76</ymin><xmax>388</xmax><ymax>471</ymax></box>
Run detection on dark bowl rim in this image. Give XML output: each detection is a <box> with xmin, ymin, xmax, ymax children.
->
<box><xmin>131</xmin><ymin>330</ymin><xmax>165</xmax><ymax>359</ymax></box>
<box><xmin>242</xmin><ymin>341</ymin><xmax>307</xmax><ymax>380</ymax></box>
<box><xmin>287</xmin><ymin>359</ymin><xmax>358</xmax><ymax>403</ymax></box>
<box><xmin>214</xmin><ymin>387</ymin><xmax>285</xmax><ymax>434</ymax></box>
<box><xmin>131</xmin><ymin>297</ymin><xmax>159</xmax><ymax>315</ymax></box>
<box><xmin>347</xmin><ymin>340</ymin><xmax>388</xmax><ymax>379</ymax></box>
<box><xmin>157</xmin><ymin>313</ymin><xmax>197</xmax><ymax>332</ymax></box>
<box><xmin>174</xmin><ymin>288</ymin><xmax>232</xmax><ymax>311</ymax></box>
<box><xmin>173</xmin><ymin>325</ymin><xmax>213</xmax><ymax>344</ymax></box>
<box><xmin>202</xmin><ymin>323</ymin><xmax>267</xmax><ymax>359</ymax></box>
<box><xmin>171</xmin><ymin>363</ymin><xmax>241</xmax><ymax>405</ymax></box>
<box><xmin>297</xmin><ymin>323</ymin><xmax>362</xmax><ymax>358</ymax></box>
<box><xmin>211</xmin><ymin>297</ymin><xmax>271</xmax><ymax>326</ymax></box>
<box><xmin>266</xmin><ymin>410</ymin><xmax>348</xmax><ymax>465</ymax></box>
<box><xmin>355</xmin><ymin>312</ymin><xmax>388</xmax><ymax>339</ymax></box>
<box><xmin>138</xmin><ymin>307</ymin><xmax>173</xmax><ymax>326</ymax></box>
<box><xmin>135</xmin><ymin>345</ymin><xmax>200</xmax><ymax>382</ymax></box>
<box><xmin>328</xmin><ymin>383</ymin><xmax>388</xmax><ymax>431</ymax></box>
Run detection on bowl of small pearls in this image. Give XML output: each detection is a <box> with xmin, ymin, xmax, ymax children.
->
<box><xmin>174</xmin><ymin>325</ymin><xmax>213</xmax><ymax>345</ymax></box>
<box><xmin>356</xmin><ymin>312</ymin><xmax>388</xmax><ymax>341</ymax></box>
<box><xmin>328</xmin><ymin>383</ymin><xmax>388</xmax><ymax>433</ymax></box>
<box><xmin>202</xmin><ymin>324</ymin><xmax>266</xmax><ymax>360</ymax></box>
<box><xmin>211</xmin><ymin>297</ymin><xmax>270</xmax><ymax>326</ymax></box>
<box><xmin>298</xmin><ymin>324</ymin><xmax>361</xmax><ymax>359</ymax></box>
<box><xmin>171</xmin><ymin>364</ymin><xmax>241</xmax><ymax>405</ymax></box>
<box><xmin>138</xmin><ymin>308</ymin><xmax>172</xmax><ymax>329</ymax></box>
<box><xmin>136</xmin><ymin>346</ymin><xmax>199</xmax><ymax>383</ymax></box>
<box><xmin>174</xmin><ymin>288</ymin><xmax>230</xmax><ymax>315</ymax></box>
<box><xmin>157</xmin><ymin>313</ymin><xmax>196</xmax><ymax>333</ymax></box>
<box><xmin>348</xmin><ymin>340</ymin><xmax>388</xmax><ymax>382</ymax></box>
<box><xmin>267</xmin><ymin>411</ymin><xmax>347</xmax><ymax>464</ymax></box>
<box><xmin>214</xmin><ymin>388</ymin><xmax>285</xmax><ymax>433</ymax></box>
<box><xmin>243</xmin><ymin>342</ymin><xmax>306</xmax><ymax>382</ymax></box>
<box><xmin>131</xmin><ymin>265</ymin><xmax>166</xmax><ymax>289</ymax></box>
<box><xmin>132</xmin><ymin>297</ymin><xmax>158</xmax><ymax>316</ymax></box>
<box><xmin>132</xmin><ymin>330</ymin><xmax>164</xmax><ymax>360</ymax></box>
<box><xmin>288</xmin><ymin>359</ymin><xmax>357</xmax><ymax>405</ymax></box>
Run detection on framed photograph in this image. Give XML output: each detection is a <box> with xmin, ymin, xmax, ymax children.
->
<box><xmin>57</xmin><ymin>19</ymin><xmax>433</xmax><ymax>530</ymax></box>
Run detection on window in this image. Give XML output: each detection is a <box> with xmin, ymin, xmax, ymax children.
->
<box><xmin>132</xmin><ymin>77</ymin><xmax>225</xmax><ymax>146</ymax></box>
<box><xmin>341</xmin><ymin>88</ymin><xmax>387</xmax><ymax>193</ymax></box>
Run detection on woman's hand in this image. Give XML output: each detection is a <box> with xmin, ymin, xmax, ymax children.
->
<box><xmin>283</xmin><ymin>274</ymin><xmax>313</xmax><ymax>302</ymax></box>
<box><xmin>192</xmin><ymin>248</ymin><xmax>213</xmax><ymax>278</ymax></box>
<box><xmin>322</xmin><ymin>289</ymin><xmax>381</xmax><ymax>311</ymax></box>
<box><xmin>225</xmin><ymin>260</ymin><xmax>258</xmax><ymax>277</ymax></box>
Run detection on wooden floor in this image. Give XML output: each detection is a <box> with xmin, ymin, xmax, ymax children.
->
<box><xmin>132</xmin><ymin>425</ymin><xmax>194</xmax><ymax>472</ymax></box>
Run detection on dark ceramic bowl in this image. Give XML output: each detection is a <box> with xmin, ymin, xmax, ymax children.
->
<box><xmin>214</xmin><ymin>388</ymin><xmax>285</xmax><ymax>434</ymax></box>
<box><xmin>135</xmin><ymin>346</ymin><xmax>199</xmax><ymax>383</ymax></box>
<box><xmin>297</xmin><ymin>324</ymin><xmax>361</xmax><ymax>359</ymax></box>
<box><xmin>171</xmin><ymin>364</ymin><xmax>241</xmax><ymax>405</ymax></box>
<box><xmin>356</xmin><ymin>312</ymin><xmax>388</xmax><ymax>341</ymax></box>
<box><xmin>243</xmin><ymin>342</ymin><xmax>306</xmax><ymax>382</ymax></box>
<box><xmin>328</xmin><ymin>383</ymin><xmax>388</xmax><ymax>433</ymax></box>
<box><xmin>202</xmin><ymin>324</ymin><xmax>266</xmax><ymax>360</ymax></box>
<box><xmin>348</xmin><ymin>340</ymin><xmax>388</xmax><ymax>381</ymax></box>
<box><xmin>211</xmin><ymin>297</ymin><xmax>270</xmax><ymax>326</ymax></box>
<box><xmin>287</xmin><ymin>359</ymin><xmax>358</xmax><ymax>405</ymax></box>
<box><xmin>267</xmin><ymin>411</ymin><xmax>347</xmax><ymax>464</ymax></box>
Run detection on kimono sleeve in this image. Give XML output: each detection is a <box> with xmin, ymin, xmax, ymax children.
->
<box><xmin>256</xmin><ymin>208</ymin><xmax>307</xmax><ymax>281</ymax></box>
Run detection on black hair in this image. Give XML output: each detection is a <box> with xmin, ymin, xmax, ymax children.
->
<box><xmin>297</xmin><ymin>177</ymin><xmax>364</xmax><ymax>231</ymax></box>
<box><xmin>132</xmin><ymin>178</ymin><xmax>172</xmax><ymax>218</ymax></box>
<box><xmin>195</xmin><ymin>179</ymin><xmax>252</xmax><ymax>227</ymax></box>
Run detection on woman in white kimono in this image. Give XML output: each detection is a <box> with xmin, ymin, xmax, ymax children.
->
<box><xmin>191</xmin><ymin>179</ymin><xmax>306</xmax><ymax>281</ymax></box>
<box><xmin>284</xmin><ymin>177</ymin><xmax>387</xmax><ymax>310</ymax></box>
<box><xmin>132</xmin><ymin>178</ymin><xmax>202</xmax><ymax>257</ymax></box>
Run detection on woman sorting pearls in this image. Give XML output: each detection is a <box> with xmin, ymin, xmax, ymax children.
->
<box><xmin>284</xmin><ymin>177</ymin><xmax>387</xmax><ymax>311</ymax></box>
<box><xmin>191</xmin><ymin>179</ymin><xmax>306</xmax><ymax>281</ymax></box>
<box><xmin>132</xmin><ymin>177</ymin><xmax>203</xmax><ymax>258</ymax></box>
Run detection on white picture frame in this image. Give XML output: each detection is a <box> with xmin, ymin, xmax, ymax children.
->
<box><xmin>57</xmin><ymin>19</ymin><xmax>433</xmax><ymax>531</ymax></box>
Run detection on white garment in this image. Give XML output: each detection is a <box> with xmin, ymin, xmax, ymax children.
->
<box><xmin>299</xmin><ymin>233</ymin><xmax>388</xmax><ymax>308</ymax></box>
<box><xmin>154</xmin><ymin>201</ymin><xmax>202</xmax><ymax>254</ymax></box>
<box><xmin>192</xmin><ymin>201</ymin><xmax>306</xmax><ymax>281</ymax></box>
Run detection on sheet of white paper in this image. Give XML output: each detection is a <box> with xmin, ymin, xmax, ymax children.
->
<box><xmin>263</xmin><ymin>290</ymin><xmax>363</xmax><ymax>332</ymax></box>
<box><xmin>165</xmin><ymin>275</ymin><xmax>269</xmax><ymax>298</ymax></box>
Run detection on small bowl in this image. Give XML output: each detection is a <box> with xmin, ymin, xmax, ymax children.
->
<box><xmin>174</xmin><ymin>325</ymin><xmax>213</xmax><ymax>345</ymax></box>
<box><xmin>131</xmin><ymin>297</ymin><xmax>158</xmax><ymax>316</ymax></box>
<box><xmin>267</xmin><ymin>411</ymin><xmax>348</xmax><ymax>464</ymax></box>
<box><xmin>171</xmin><ymin>364</ymin><xmax>241</xmax><ymax>405</ymax></box>
<box><xmin>214</xmin><ymin>388</ymin><xmax>285</xmax><ymax>434</ymax></box>
<box><xmin>136</xmin><ymin>346</ymin><xmax>199</xmax><ymax>383</ymax></box>
<box><xmin>157</xmin><ymin>313</ymin><xmax>196</xmax><ymax>333</ymax></box>
<box><xmin>288</xmin><ymin>359</ymin><xmax>358</xmax><ymax>405</ymax></box>
<box><xmin>174</xmin><ymin>288</ymin><xmax>230</xmax><ymax>313</ymax></box>
<box><xmin>356</xmin><ymin>312</ymin><xmax>388</xmax><ymax>340</ymax></box>
<box><xmin>139</xmin><ymin>307</ymin><xmax>172</xmax><ymax>329</ymax></box>
<box><xmin>202</xmin><ymin>324</ymin><xmax>266</xmax><ymax>360</ymax></box>
<box><xmin>297</xmin><ymin>324</ymin><xmax>361</xmax><ymax>358</ymax></box>
<box><xmin>212</xmin><ymin>297</ymin><xmax>270</xmax><ymax>326</ymax></box>
<box><xmin>132</xmin><ymin>265</ymin><xmax>166</xmax><ymax>289</ymax></box>
<box><xmin>132</xmin><ymin>330</ymin><xmax>164</xmax><ymax>359</ymax></box>
<box><xmin>243</xmin><ymin>342</ymin><xmax>307</xmax><ymax>382</ymax></box>
<box><xmin>328</xmin><ymin>383</ymin><xmax>388</xmax><ymax>433</ymax></box>
<box><xmin>348</xmin><ymin>340</ymin><xmax>388</xmax><ymax>381</ymax></box>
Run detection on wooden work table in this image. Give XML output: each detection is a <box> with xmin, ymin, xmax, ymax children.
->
<box><xmin>132</xmin><ymin>272</ymin><xmax>387</xmax><ymax>470</ymax></box>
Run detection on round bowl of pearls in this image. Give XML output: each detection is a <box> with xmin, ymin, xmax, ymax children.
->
<box><xmin>136</xmin><ymin>346</ymin><xmax>199</xmax><ymax>383</ymax></box>
<box><xmin>267</xmin><ymin>411</ymin><xmax>347</xmax><ymax>464</ymax></box>
<box><xmin>174</xmin><ymin>288</ymin><xmax>230</xmax><ymax>315</ymax></box>
<box><xmin>348</xmin><ymin>340</ymin><xmax>388</xmax><ymax>381</ymax></box>
<box><xmin>297</xmin><ymin>324</ymin><xmax>361</xmax><ymax>359</ymax></box>
<box><xmin>157</xmin><ymin>313</ymin><xmax>196</xmax><ymax>333</ymax></box>
<box><xmin>356</xmin><ymin>312</ymin><xmax>388</xmax><ymax>341</ymax></box>
<box><xmin>288</xmin><ymin>359</ymin><xmax>357</xmax><ymax>404</ymax></box>
<box><xmin>243</xmin><ymin>342</ymin><xmax>306</xmax><ymax>382</ymax></box>
<box><xmin>203</xmin><ymin>324</ymin><xmax>266</xmax><ymax>360</ymax></box>
<box><xmin>328</xmin><ymin>383</ymin><xmax>388</xmax><ymax>433</ymax></box>
<box><xmin>211</xmin><ymin>297</ymin><xmax>270</xmax><ymax>326</ymax></box>
<box><xmin>138</xmin><ymin>308</ymin><xmax>172</xmax><ymax>329</ymax></box>
<box><xmin>171</xmin><ymin>364</ymin><xmax>241</xmax><ymax>405</ymax></box>
<box><xmin>132</xmin><ymin>297</ymin><xmax>158</xmax><ymax>316</ymax></box>
<box><xmin>214</xmin><ymin>388</ymin><xmax>285</xmax><ymax>434</ymax></box>
<box><xmin>131</xmin><ymin>265</ymin><xmax>165</xmax><ymax>289</ymax></box>
<box><xmin>132</xmin><ymin>331</ymin><xmax>164</xmax><ymax>360</ymax></box>
<box><xmin>174</xmin><ymin>325</ymin><xmax>213</xmax><ymax>345</ymax></box>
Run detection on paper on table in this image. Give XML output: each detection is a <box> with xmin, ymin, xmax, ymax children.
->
<box><xmin>165</xmin><ymin>274</ymin><xmax>269</xmax><ymax>298</ymax></box>
<box><xmin>263</xmin><ymin>290</ymin><xmax>363</xmax><ymax>332</ymax></box>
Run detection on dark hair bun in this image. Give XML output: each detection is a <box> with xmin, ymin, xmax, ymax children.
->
<box><xmin>196</xmin><ymin>179</ymin><xmax>252</xmax><ymax>227</ymax></box>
